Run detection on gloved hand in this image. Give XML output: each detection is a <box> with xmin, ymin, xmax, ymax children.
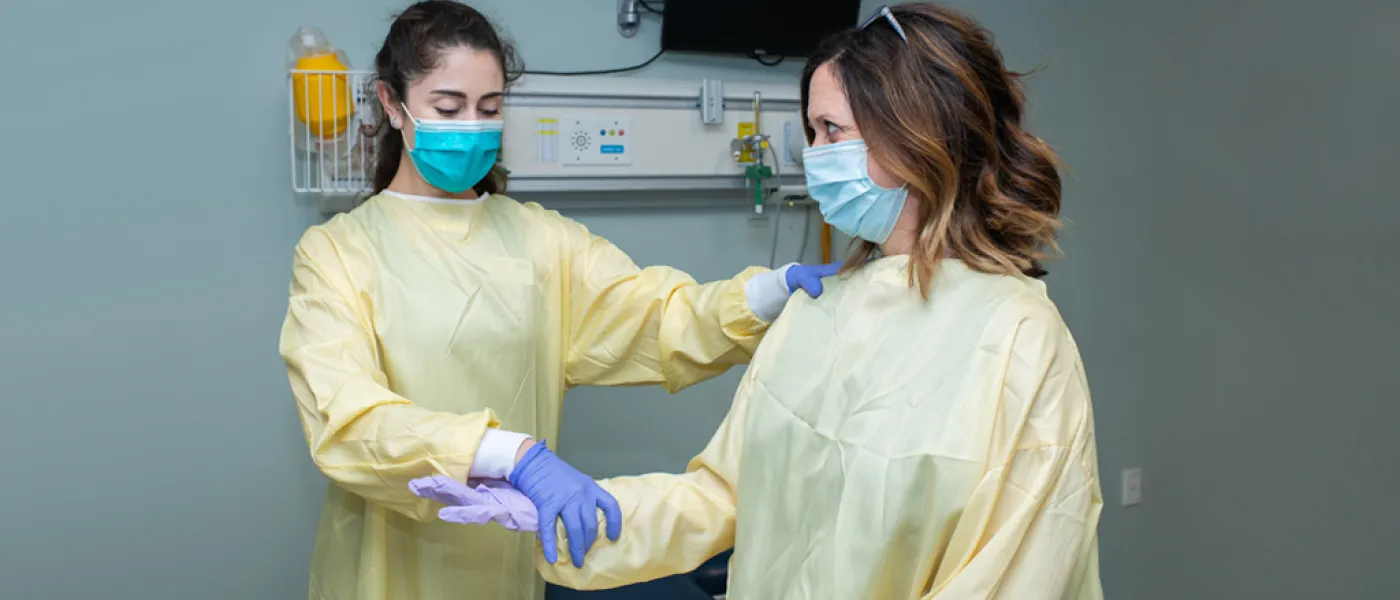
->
<box><xmin>509</xmin><ymin>441</ymin><xmax>622</xmax><ymax>568</ymax></box>
<box><xmin>409</xmin><ymin>475</ymin><xmax>539</xmax><ymax>532</ymax></box>
<box><xmin>746</xmin><ymin>262</ymin><xmax>845</xmax><ymax>322</ymax></box>
<box><xmin>785</xmin><ymin>262</ymin><xmax>844</xmax><ymax>298</ymax></box>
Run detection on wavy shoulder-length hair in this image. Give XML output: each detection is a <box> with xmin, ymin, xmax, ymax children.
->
<box><xmin>802</xmin><ymin>2</ymin><xmax>1064</xmax><ymax>296</ymax></box>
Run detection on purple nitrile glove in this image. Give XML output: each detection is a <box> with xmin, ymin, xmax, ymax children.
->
<box><xmin>785</xmin><ymin>262</ymin><xmax>843</xmax><ymax>298</ymax></box>
<box><xmin>409</xmin><ymin>475</ymin><xmax>539</xmax><ymax>532</ymax></box>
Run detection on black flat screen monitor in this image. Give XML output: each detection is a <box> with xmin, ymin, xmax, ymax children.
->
<box><xmin>659</xmin><ymin>0</ymin><xmax>863</xmax><ymax>58</ymax></box>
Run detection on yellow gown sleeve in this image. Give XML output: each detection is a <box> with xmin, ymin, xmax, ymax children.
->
<box><xmin>556</xmin><ymin>213</ymin><xmax>772</xmax><ymax>392</ymax></box>
<box><xmin>925</xmin><ymin>313</ymin><xmax>1104</xmax><ymax>600</ymax></box>
<box><xmin>533</xmin><ymin>362</ymin><xmax>758</xmax><ymax>590</ymax></box>
<box><xmin>280</xmin><ymin>226</ymin><xmax>501</xmax><ymax>522</ymax></box>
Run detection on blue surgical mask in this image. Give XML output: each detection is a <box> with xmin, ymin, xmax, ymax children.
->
<box><xmin>401</xmin><ymin>103</ymin><xmax>504</xmax><ymax>194</ymax></box>
<box><xmin>802</xmin><ymin>140</ymin><xmax>909</xmax><ymax>244</ymax></box>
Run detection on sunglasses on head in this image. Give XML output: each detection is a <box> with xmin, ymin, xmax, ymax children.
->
<box><xmin>860</xmin><ymin>5</ymin><xmax>909</xmax><ymax>43</ymax></box>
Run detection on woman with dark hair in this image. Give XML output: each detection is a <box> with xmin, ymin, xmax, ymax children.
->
<box><xmin>522</xmin><ymin>4</ymin><xmax>1105</xmax><ymax>599</ymax></box>
<box><xmin>277</xmin><ymin>2</ymin><xmax>837</xmax><ymax>598</ymax></box>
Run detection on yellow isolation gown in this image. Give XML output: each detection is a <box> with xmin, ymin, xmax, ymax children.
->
<box><xmin>280</xmin><ymin>192</ymin><xmax>777</xmax><ymax>600</ymax></box>
<box><xmin>536</xmin><ymin>257</ymin><xmax>1104</xmax><ymax>600</ymax></box>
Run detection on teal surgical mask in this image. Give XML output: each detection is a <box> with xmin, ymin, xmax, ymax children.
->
<box><xmin>401</xmin><ymin>103</ymin><xmax>504</xmax><ymax>194</ymax></box>
<box><xmin>802</xmin><ymin>140</ymin><xmax>909</xmax><ymax>244</ymax></box>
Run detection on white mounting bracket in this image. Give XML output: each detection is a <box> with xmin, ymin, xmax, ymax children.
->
<box><xmin>618</xmin><ymin>0</ymin><xmax>640</xmax><ymax>38</ymax></box>
<box><xmin>701</xmin><ymin>79</ymin><xmax>724</xmax><ymax>125</ymax></box>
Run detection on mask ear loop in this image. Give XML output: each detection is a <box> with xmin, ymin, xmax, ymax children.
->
<box><xmin>396</xmin><ymin>102</ymin><xmax>418</xmax><ymax>150</ymax></box>
<box><xmin>397</xmin><ymin>102</ymin><xmax>418</xmax><ymax>128</ymax></box>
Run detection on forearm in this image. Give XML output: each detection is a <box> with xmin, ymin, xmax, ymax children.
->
<box><xmin>533</xmin><ymin>470</ymin><xmax>738</xmax><ymax>590</ymax></box>
<box><xmin>292</xmin><ymin>372</ymin><xmax>500</xmax><ymax>520</ymax></box>
<box><xmin>569</xmin><ymin>265</ymin><xmax>776</xmax><ymax>393</ymax></box>
<box><xmin>650</xmin><ymin>265</ymin><xmax>803</xmax><ymax>390</ymax></box>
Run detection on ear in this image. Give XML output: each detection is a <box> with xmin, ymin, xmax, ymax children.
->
<box><xmin>377</xmin><ymin>81</ymin><xmax>403</xmax><ymax>129</ymax></box>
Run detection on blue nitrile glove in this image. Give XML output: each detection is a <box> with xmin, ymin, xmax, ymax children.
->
<box><xmin>745</xmin><ymin>262</ymin><xmax>845</xmax><ymax>322</ymax></box>
<box><xmin>508</xmin><ymin>441</ymin><xmax>622</xmax><ymax>568</ymax></box>
<box><xmin>785</xmin><ymin>262</ymin><xmax>844</xmax><ymax>298</ymax></box>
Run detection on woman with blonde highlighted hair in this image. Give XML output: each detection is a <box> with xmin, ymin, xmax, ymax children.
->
<box><xmin>431</xmin><ymin>3</ymin><xmax>1104</xmax><ymax>598</ymax></box>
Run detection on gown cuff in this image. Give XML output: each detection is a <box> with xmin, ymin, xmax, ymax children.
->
<box><xmin>744</xmin><ymin>263</ymin><xmax>796</xmax><ymax>323</ymax></box>
<box><xmin>469</xmin><ymin>429</ymin><xmax>533</xmax><ymax>479</ymax></box>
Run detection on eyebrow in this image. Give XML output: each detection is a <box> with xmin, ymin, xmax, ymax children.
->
<box><xmin>429</xmin><ymin>89</ymin><xmax>506</xmax><ymax>102</ymax></box>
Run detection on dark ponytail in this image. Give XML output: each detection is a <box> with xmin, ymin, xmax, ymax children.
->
<box><xmin>371</xmin><ymin>121</ymin><xmax>405</xmax><ymax>196</ymax></box>
<box><xmin>369</xmin><ymin>1</ymin><xmax>521</xmax><ymax>196</ymax></box>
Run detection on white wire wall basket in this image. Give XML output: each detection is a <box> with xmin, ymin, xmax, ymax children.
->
<box><xmin>288</xmin><ymin>69</ymin><xmax>378</xmax><ymax>201</ymax></box>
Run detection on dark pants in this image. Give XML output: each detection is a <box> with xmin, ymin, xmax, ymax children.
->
<box><xmin>545</xmin><ymin>575</ymin><xmax>714</xmax><ymax>600</ymax></box>
<box><xmin>544</xmin><ymin>550</ymin><xmax>732</xmax><ymax>600</ymax></box>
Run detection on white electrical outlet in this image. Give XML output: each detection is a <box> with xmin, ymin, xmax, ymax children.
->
<box><xmin>1121</xmin><ymin>467</ymin><xmax>1143</xmax><ymax>506</ymax></box>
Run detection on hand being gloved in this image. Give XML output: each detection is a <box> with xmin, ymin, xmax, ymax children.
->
<box><xmin>409</xmin><ymin>475</ymin><xmax>539</xmax><ymax>531</ymax></box>
<box><xmin>509</xmin><ymin>440</ymin><xmax>622</xmax><ymax>568</ymax></box>
<box><xmin>785</xmin><ymin>262</ymin><xmax>844</xmax><ymax>298</ymax></box>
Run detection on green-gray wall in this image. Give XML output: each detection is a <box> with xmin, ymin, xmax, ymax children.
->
<box><xmin>1</xmin><ymin>1</ymin><xmax>1394</xmax><ymax>598</ymax></box>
